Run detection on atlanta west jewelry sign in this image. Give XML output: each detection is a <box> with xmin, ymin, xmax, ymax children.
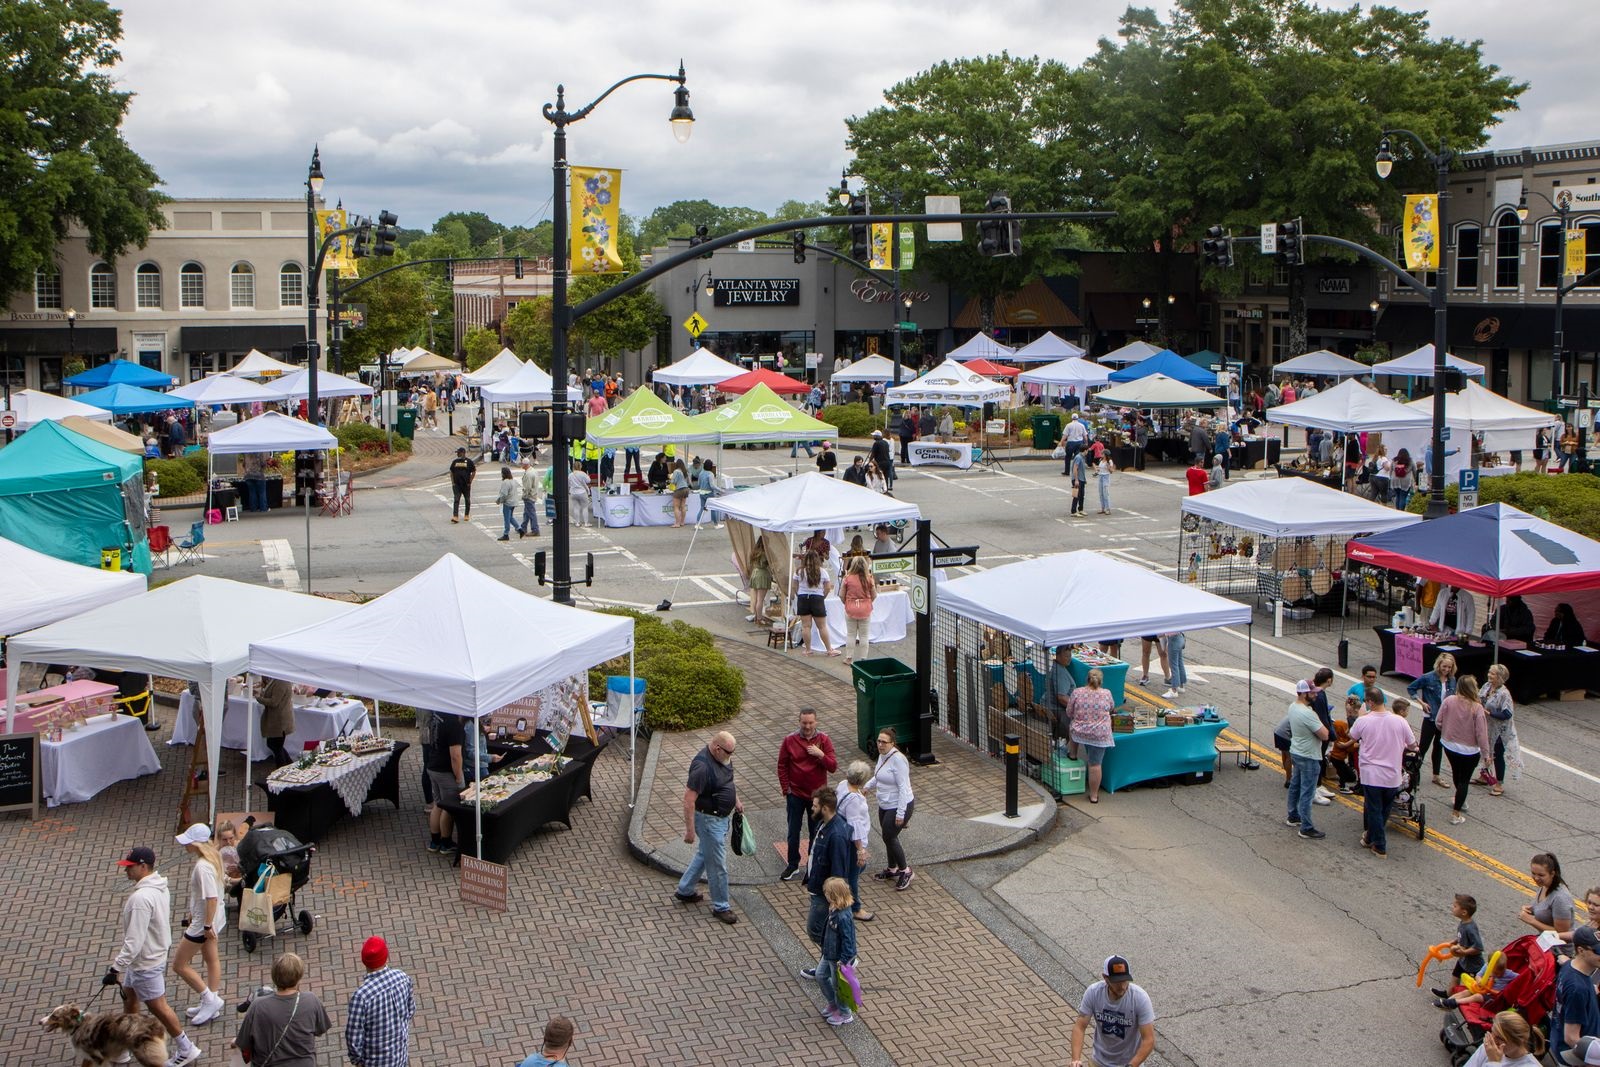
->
<box><xmin>712</xmin><ymin>278</ymin><xmax>800</xmax><ymax>307</ymax></box>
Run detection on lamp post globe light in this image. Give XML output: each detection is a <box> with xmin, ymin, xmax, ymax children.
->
<box><xmin>1376</xmin><ymin>129</ymin><xmax>1454</xmax><ymax>519</ymax></box>
<box><xmin>1517</xmin><ymin>187</ymin><xmax>1573</xmax><ymax>400</ymax></box>
<box><xmin>543</xmin><ymin>63</ymin><xmax>691</xmax><ymax>605</ymax></box>
<box><xmin>305</xmin><ymin>147</ymin><xmax>325</xmax><ymax>424</ymax></box>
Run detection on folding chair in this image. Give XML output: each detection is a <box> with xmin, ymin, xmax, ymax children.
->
<box><xmin>148</xmin><ymin>525</ymin><xmax>172</xmax><ymax>567</ymax></box>
<box><xmin>175</xmin><ymin>520</ymin><xmax>206</xmax><ymax>565</ymax></box>
<box><xmin>319</xmin><ymin>471</ymin><xmax>354</xmax><ymax>517</ymax></box>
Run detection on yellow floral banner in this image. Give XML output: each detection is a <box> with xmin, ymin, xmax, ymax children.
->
<box><xmin>1566</xmin><ymin>228</ymin><xmax>1586</xmax><ymax>277</ymax></box>
<box><xmin>316</xmin><ymin>209</ymin><xmax>354</xmax><ymax>273</ymax></box>
<box><xmin>1403</xmin><ymin>194</ymin><xmax>1440</xmax><ymax>271</ymax></box>
<box><xmin>571</xmin><ymin>166</ymin><xmax>623</xmax><ymax>274</ymax></box>
<box><xmin>869</xmin><ymin>223</ymin><xmax>892</xmax><ymax>270</ymax></box>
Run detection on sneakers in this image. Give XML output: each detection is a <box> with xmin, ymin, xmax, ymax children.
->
<box><xmin>1312</xmin><ymin>795</ymin><xmax>1332</xmax><ymax>806</ymax></box>
<box><xmin>427</xmin><ymin>836</ymin><xmax>441</xmax><ymax>854</ymax></box>
<box><xmin>1285</xmin><ymin>816</ymin><xmax>1301</xmax><ymax>827</ymax></box>
<box><xmin>1433</xmin><ymin>996</ymin><xmax>1457</xmax><ymax>1010</ymax></box>
<box><xmin>800</xmin><ymin>965</ymin><xmax>820</xmax><ymax>979</ymax></box>
<box><xmin>894</xmin><ymin>869</ymin><xmax>914</xmax><ymax>891</ymax></box>
<box><xmin>496</xmin><ymin>534</ymin><xmax>510</xmax><ymax>541</ymax></box>
<box><xmin>190</xmin><ymin>990</ymin><xmax>224</xmax><ymax>1026</ymax></box>
<box><xmin>673</xmin><ymin>891</ymin><xmax>704</xmax><ymax>904</ymax></box>
<box><xmin>1314</xmin><ymin>785</ymin><xmax>1335</xmax><ymax>799</ymax></box>
<box><xmin>167</xmin><ymin>1044</ymin><xmax>202</xmax><ymax>1067</ymax></box>
<box><xmin>1450</xmin><ymin>813</ymin><xmax>1466</xmax><ymax>825</ymax></box>
<box><xmin>872</xmin><ymin>868</ymin><xmax>897</xmax><ymax>881</ymax></box>
<box><xmin>1431</xmin><ymin>987</ymin><xmax>1453</xmax><ymax>998</ymax></box>
<box><xmin>1137</xmin><ymin>675</ymin><xmax>1149</xmax><ymax>687</ymax></box>
<box><xmin>779</xmin><ymin>865</ymin><xmax>801</xmax><ymax>882</ymax></box>
<box><xmin>1298</xmin><ymin>827</ymin><xmax>1326</xmax><ymax>839</ymax></box>
<box><xmin>827</xmin><ymin>1008</ymin><xmax>856</xmax><ymax>1026</ymax></box>
<box><xmin>1338</xmin><ymin>784</ymin><xmax>1355</xmax><ymax>795</ymax></box>
<box><xmin>1161</xmin><ymin>689</ymin><xmax>1179</xmax><ymax>699</ymax></box>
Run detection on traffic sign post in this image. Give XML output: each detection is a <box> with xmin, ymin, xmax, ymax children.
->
<box><xmin>905</xmin><ymin>573</ymin><xmax>929</xmax><ymax>615</ymax></box>
<box><xmin>0</xmin><ymin>410</ymin><xmax>15</xmax><ymax>430</ymax></box>
<box><xmin>1459</xmin><ymin>468</ymin><xmax>1479</xmax><ymax>510</ymax></box>
<box><xmin>682</xmin><ymin>312</ymin><xmax>708</xmax><ymax>338</ymax></box>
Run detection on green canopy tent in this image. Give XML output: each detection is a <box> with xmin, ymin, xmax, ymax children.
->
<box><xmin>586</xmin><ymin>387</ymin><xmax>718</xmax><ymax>448</ymax></box>
<box><xmin>691</xmin><ymin>382</ymin><xmax>838</xmax><ymax>473</ymax></box>
<box><xmin>0</xmin><ymin>420</ymin><xmax>152</xmax><ymax>575</ymax></box>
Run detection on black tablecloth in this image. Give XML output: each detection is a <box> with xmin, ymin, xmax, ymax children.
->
<box><xmin>1146</xmin><ymin>436</ymin><xmax>1191</xmax><ymax>463</ymax></box>
<box><xmin>441</xmin><ymin>738</ymin><xmax>606</xmax><ymax>864</ymax></box>
<box><xmin>257</xmin><ymin>741</ymin><xmax>409</xmax><ymax>844</ymax></box>
<box><xmin>1231</xmin><ymin>438</ymin><xmax>1281</xmax><ymax>470</ymax></box>
<box><xmin>1373</xmin><ymin>627</ymin><xmax>1595</xmax><ymax>703</ymax></box>
<box><xmin>1276</xmin><ymin>465</ymin><xmax>1342</xmax><ymax>488</ymax></box>
<box><xmin>228</xmin><ymin>476</ymin><xmax>286</xmax><ymax>509</ymax></box>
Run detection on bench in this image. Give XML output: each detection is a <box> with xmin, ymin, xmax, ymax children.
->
<box><xmin>1214</xmin><ymin>738</ymin><xmax>1250</xmax><ymax>770</ymax></box>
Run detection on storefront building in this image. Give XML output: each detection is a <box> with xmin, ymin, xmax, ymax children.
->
<box><xmin>2</xmin><ymin>198</ymin><xmax>322</xmax><ymax>394</ymax></box>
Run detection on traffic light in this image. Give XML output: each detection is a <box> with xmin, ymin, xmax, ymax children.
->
<box><xmin>349</xmin><ymin>221</ymin><xmax>372</xmax><ymax>259</ymax></box>
<box><xmin>979</xmin><ymin>193</ymin><xmax>1019</xmax><ymax>257</ymax></box>
<box><xmin>1277</xmin><ymin>217</ymin><xmax>1303</xmax><ymax>266</ymax></box>
<box><xmin>374</xmin><ymin>210</ymin><xmax>398</xmax><ymax>256</ymax></box>
<box><xmin>1201</xmin><ymin>225</ymin><xmax>1234</xmax><ymax>268</ymax></box>
<box><xmin>793</xmin><ymin>231</ymin><xmax>806</xmax><ymax>264</ymax></box>
<box><xmin>848</xmin><ymin>192</ymin><xmax>871</xmax><ymax>263</ymax></box>
<box><xmin>688</xmin><ymin>224</ymin><xmax>712</xmax><ymax>259</ymax></box>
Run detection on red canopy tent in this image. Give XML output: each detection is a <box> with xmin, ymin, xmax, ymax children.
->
<box><xmin>716</xmin><ymin>367</ymin><xmax>811</xmax><ymax>395</ymax></box>
<box><xmin>962</xmin><ymin>358</ymin><xmax>1019</xmax><ymax>378</ymax></box>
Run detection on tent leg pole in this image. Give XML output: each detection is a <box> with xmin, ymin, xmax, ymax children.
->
<box><xmin>474</xmin><ymin>729</ymin><xmax>483</xmax><ymax>861</ymax></box>
<box><xmin>1241</xmin><ymin>622</ymin><xmax>1260</xmax><ymax>769</ymax></box>
<box><xmin>304</xmin><ymin>474</ymin><xmax>312</xmax><ymax>594</ymax></box>
<box><xmin>628</xmin><ymin>647</ymin><xmax>636</xmax><ymax>808</ymax></box>
<box><xmin>244</xmin><ymin>674</ymin><xmax>253</xmax><ymax>811</ymax></box>
<box><xmin>373</xmin><ymin>697</ymin><xmax>381</xmax><ymax>735</ymax></box>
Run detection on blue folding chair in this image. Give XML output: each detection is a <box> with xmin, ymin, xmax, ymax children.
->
<box><xmin>175</xmin><ymin>520</ymin><xmax>206</xmax><ymax>565</ymax></box>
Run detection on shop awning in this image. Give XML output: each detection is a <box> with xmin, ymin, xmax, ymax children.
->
<box><xmin>0</xmin><ymin>326</ymin><xmax>118</xmax><ymax>353</ymax></box>
<box><xmin>1375</xmin><ymin>304</ymin><xmax>1600</xmax><ymax>350</ymax></box>
<box><xmin>953</xmin><ymin>279</ymin><xmax>1082</xmax><ymax>330</ymax></box>
<box><xmin>180</xmin><ymin>324</ymin><xmax>306</xmax><ymax>351</ymax></box>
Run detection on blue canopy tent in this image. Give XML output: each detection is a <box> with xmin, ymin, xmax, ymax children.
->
<box><xmin>65</xmin><ymin>358</ymin><xmax>176</xmax><ymax>389</ymax></box>
<box><xmin>0</xmin><ymin>420</ymin><xmax>152</xmax><ymax>575</ymax></box>
<box><xmin>1107</xmin><ymin>350</ymin><xmax>1218</xmax><ymax>388</ymax></box>
<box><xmin>75</xmin><ymin>383</ymin><xmax>195</xmax><ymax>415</ymax></box>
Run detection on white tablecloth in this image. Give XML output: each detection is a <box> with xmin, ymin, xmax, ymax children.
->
<box><xmin>42</xmin><ymin>714</ymin><xmax>162</xmax><ymax>807</ymax></box>
<box><xmin>266</xmin><ymin>746</ymin><xmax>393</xmax><ymax>816</ymax></box>
<box><xmin>171</xmin><ymin>694</ymin><xmax>369</xmax><ymax>760</ymax></box>
<box><xmin>907</xmin><ymin>441</ymin><xmax>974</xmax><ymax>468</ymax></box>
<box><xmin>808</xmin><ymin>588</ymin><xmax>914</xmax><ymax>651</ymax></box>
<box><xmin>594</xmin><ymin>489</ymin><xmax>714</xmax><ymax>528</ymax></box>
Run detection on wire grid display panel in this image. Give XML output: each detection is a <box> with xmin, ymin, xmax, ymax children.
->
<box><xmin>931</xmin><ymin>605</ymin><xmax>1058</xmax><ymax>777</ymax></box>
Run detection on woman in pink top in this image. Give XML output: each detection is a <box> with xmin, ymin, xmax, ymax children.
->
<box><xmin>1067</xmin><ymin>668</ymin><xmax>1116</xmax><ymax>804</ymax></box>
<box><xmin>838</xmin><ymin>556</ymin><xmax>877</xmax><ymax>665</ymax></box>
<box><xmin>1436</xmin><ymin>675</ymin><xmax>1491</xmax><ymax>825</ymax></box>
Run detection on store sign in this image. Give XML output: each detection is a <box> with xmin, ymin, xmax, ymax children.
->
<box><xmin>850</xmin><ymin>279</ymin><xmax>933</xmax><ymax>305</ymax></box>
<box><xmin>712</xmin><ymin>278</ymin><xmax>800</xmax><ymax>307</ymax></box>
<box><xmin>459</xmin><ymin>855</ymin><xmax>507</xmax><ymax>912</ymax></box>
<box><xmin>1317</xmin><ymin>277</ymin><xmax>1352</xmax><ymax>294</ymax></box>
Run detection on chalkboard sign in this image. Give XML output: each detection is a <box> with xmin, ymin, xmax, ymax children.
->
<box><xmin>0</xmin><ymin>732</ymin><xmax>40</xmax><ymax>819</ymax></box>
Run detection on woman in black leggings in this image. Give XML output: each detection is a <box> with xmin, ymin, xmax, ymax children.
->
<box><xmin>1407</xmin><ymin>652</ymin><xmax>1457</xmax><ymax>784</ymax></box>
<box><xmin>866</xmin><ymin>726</ymin><xmax>916</xmax><ymax>892</ymax></box>
<box><xmin>1435</xmin><ymin>674</ymin><xmax>1490</xmax><ymax>826</ymax></box>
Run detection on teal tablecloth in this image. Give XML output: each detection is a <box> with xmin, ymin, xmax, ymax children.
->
<box><xmin>1069</xmin><ymin>657</ymin><xmax>1128</xmax><ymax>709</ymax></box>
<box><xmin>1099</xmin><ymin>719</ymin><xmax>1228</xmax><ymax>793</ymax></box>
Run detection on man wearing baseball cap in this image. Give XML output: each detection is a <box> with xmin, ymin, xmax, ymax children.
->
<box><xmin>1071</xmin><ymin>954</ymin><xmax>1156</xmax><ymax>1067</ymax></box>
<box><xmin>345</xmin><ymin>936</ymin><xmax>416</xmax><ymax>1066</ymax></box>
<box><xmin>1563</xmin><ymin>1035</ymin><xmax>1600</xmax><ymax>1066</ymax></box>
<box><xmin>1553</xmin><ymin>926</ymin><xmax>1600</xmax><ymax>1064</ymax></box>
<box><xmin>106</xmin><ymin>847</ymin><xmax>202</xmax><ymax>1065</ymax></box>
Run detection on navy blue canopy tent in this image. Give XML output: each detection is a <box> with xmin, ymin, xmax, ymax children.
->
<box><xmin>1106</xmin><ymin>350</ymin><xmax>1217</xmax><ymax>388</ymax></box>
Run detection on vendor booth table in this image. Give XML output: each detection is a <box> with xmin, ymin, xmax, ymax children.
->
<box><xmin>259</xmin><ymin>740</ymin><xmax>409</xmax><ymax>843</ymax></box>
<box><xmin>1374</xmin><ymin>626</ymin><xmax>1597</xmax><ymax>703</ymax></box>
<box><xmin>171</xmin><ymin>692</ymin><xmax>369</xmax><ymax>760</ymax></box>
<box><xmin>808</xmin><ymin>588</ymin><xmax>914</xmax><ymax>652</ymax></box>
<box><xmin>1100</xmin><ymin>718</ymin><xmax>1230</xmax><ymax>793</ymax></box>
<box><xmin>4</xmin><ymin>680</ymin><xmax>118</xmax><ymax>734</ymax></box>
<box><xmin>42</xmin><ymin>713</ymin><xmax>161</xmax><ymax>806</ymax></box>
<box><xmin>593</xmin><ymin>489</ymin><xmax>714</xmax><ymax>528</ymax></box>
<box><xmin>439</xmin><ymin>736</ymin><xmax>607</xmax><ymax>864</ymax></box>
<box><xmin>1230</xmin><ymin>436</ymin><xmax>1281</xmax><ymax>470</ymax></box>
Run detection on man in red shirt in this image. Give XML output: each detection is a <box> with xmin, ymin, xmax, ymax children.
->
<box><xmin>1185</xmin><ymin>460</ymin><xmax>1210</xmax><ymax>496</ymax></box>
<box><xmin>777</xmin><ymin>707</ymin><xmax>837</xmax><ymax>881</ymax></box>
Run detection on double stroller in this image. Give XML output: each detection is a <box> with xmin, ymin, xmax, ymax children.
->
<box><xmin>232</xmin><ymin>819</ymin><xmax>316</xmax><ymax>953</ymax></box>
<box><xmin>1439</xmin><ymin>934</ymin><xmax>1558</xmax><ymax>1066</ymax></box>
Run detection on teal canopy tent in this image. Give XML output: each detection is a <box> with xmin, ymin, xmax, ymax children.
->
<box><xmin>0</xmin><ymin>420</ymin><xmax>152</xmax><ymax>575</ymax></box>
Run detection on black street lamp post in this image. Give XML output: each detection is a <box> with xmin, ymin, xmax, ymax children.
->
<box><xmin>65</xmin><ymin>306</ymin><xmax>77</xmax><ymax>367</ymax></box>
<box><xmin>689</xmin><ymin>270</ymin><xmax>714</xmax><ymax>317</ymax></box>
<box><xmin>1518</xmin><ymin>188</ymin><xmax>1573</xmax><ymax>400</ymax></box>
<box><xmin>1376</xmin><ymin>130</ymin><xmax>1455</xmax><ymax>518</ymax></box>
<box><xmin>542</xmin><ymin>64</ymin><xmax>692</xmax><ymax>605</ymax></box>
<box><xmin>304</xmin><ymin>148</ymin><xmax>325</xmax><ymax>423</ymax></box>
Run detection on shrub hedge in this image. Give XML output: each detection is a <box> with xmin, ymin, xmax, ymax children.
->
<box><xmin>145</xmin><ymin>458</ymin><xmax>202</xmax><ymax>498</ymax></box>
<box><xmin>819</xmin><ymin>402</ymin><xmax>878</xmax><ymax>438</ymax></box>
<box><xmin>333</xmin><ymin>422</ymin><xmax>413</xmax><ymax>453</ymax></box>
<box><xmin>1404</xmin><ymin>470</ymin><xmax>1600</xmax><ymax>539</ymax></box>
<box><xmin>588</xmin><ymin>609</ymin><xmax>745</xmax><ymax>732</ymax></box>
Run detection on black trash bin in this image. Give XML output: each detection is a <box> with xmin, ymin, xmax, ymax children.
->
<box><xmin>852</xmin><ymin>657</ymin><xmax>917</xmax><ymax>755</ymax></box>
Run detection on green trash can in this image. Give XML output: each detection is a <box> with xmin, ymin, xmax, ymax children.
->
<box><xmin>392</xmin><ymin>406</ymin><xmax>417</xmax><ymax>440</ymax></box>
<box><xmin>852</xmin><ymin>657</ymin><xmax>918</xmax><ymax>755</ymax></box>
<box><xmin>1031</xmin><ymin>412</ymin><xmax>1061</xmax><ymax>451</ymax></box>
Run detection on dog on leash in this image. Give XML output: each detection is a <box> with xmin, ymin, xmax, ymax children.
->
<box><xmin>38</xmin><ymin>1003</ymin><xmax>168</xmax><ymax>1066</ymax></box>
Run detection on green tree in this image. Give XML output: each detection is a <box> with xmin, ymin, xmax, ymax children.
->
<box><xmin>633</xmin><ymin>199</ymin><xmax>770</xmax><ymax>253</ymax></box>
<box><xmin>844</xmin><ymin>53</ymin><xmax>1078</xmax><ymax>330</ymax></box>
<box><xmin>503</xmin><ymin>298</ymin><xmax>554</xmax><ymax>369</ymax></box>
<box><xmin>462</xmin><ymin>326</ymin><xmax>500</xmax><ymax>371</ymax></box>
<box><xmin>570</xmin><ymin>231</ymin><xmax>662</xmax><ymax>363</ymax></box>
<box><xmin>0</xmin><ymin>0</ymin><xmax>165</xmax><ymax>300</ymax></box>
<box><xmin>433</xmin><ymin>210</ymin><xmax>504</xmax><ymax>248</ymax></box>
<box><xmin>339</xmin><ymin>250</ymin><xmax>428</xmax><ymax>363</ymax></box>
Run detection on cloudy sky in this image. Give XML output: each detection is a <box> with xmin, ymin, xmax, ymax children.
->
<box><xmin>112</xmin><ymin>1</ymin><xmax>1597</xmax><ymax>232</ymax></box>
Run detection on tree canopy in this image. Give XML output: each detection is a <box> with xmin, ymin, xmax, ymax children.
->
<box><xmin>0</xmin><ymin>0</ymin><xmax>165</xmax><ymax>300</ymax></box>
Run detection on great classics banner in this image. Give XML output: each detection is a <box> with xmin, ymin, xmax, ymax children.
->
<box><xmin>712</xmin><ymin>278</ymin><xmax>801</xmax><ymax>307</ymax></box>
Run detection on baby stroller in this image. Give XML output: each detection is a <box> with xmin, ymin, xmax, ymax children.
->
<box><xmin>1439</xmin><ymin>934</ymin><xmax>1557</xmax><ymax>1066</ymax></box>
<box><xmin>1388</xmin><ymin>747</ymin><xmax>1427</xmax><ymax>841</ymax></box>
<box><xmin>234</xmin><ymin>820</ymin><xmax>316</xmax><ymax>953</ymax></box>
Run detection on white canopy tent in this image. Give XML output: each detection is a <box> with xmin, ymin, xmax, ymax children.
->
<box><xmin>1264</xmin><ymin>378</ymin><xmax>1432</xmax><ymax>433</ymax></box>
<box><xmin>1017</xmin><ymin>356</ymin><xmax>1113</xmax><ymax>388</ymax></box>
<box><xmin>207</xmin><ymin>413</ymin><xmax>339</xmax><ymax>589</ymax></box>
<box><xmin>249</xmin><ymin>554</ymin><xmax>637</xmax><ymax>853</ymax></box>
<box><xmin>225</xmin><ymin>350</ymin><xmax>301</xmax><ymax>379</ymax></box>
<box><xmin>1094</xmin><ymin>373</ymin><xmax>1226</xmax><ymax>409</ymax></box>
<box><xmin>170</xmin><ymin>374</ymin><xmax>286</xmax><ymax>408</ymax></box>
<box><xmin>460</xmin><ymin>349</ymin><xmax>525</xmax><ymax>387</ymax></box>
<box><xmin>1096</xmin><ymin>340</ymin><xmax>1164</xmax><ymax>366</ymax></box>
<box><xmin>5</xmin><ymin>577</ymin><xmax>355</xmax><ymax>816</ymax></box>
<box><xmin>652</xmin><ymin>348</ymin><xmax>743</xmax><ymax>387</ymax></box>
<box><xmin>0</xmin><ymin>535</ymin><xmax>146</xmax><ymax>639</ymax></box>
<box><xmin>1272</xmin><ymin>350</ymin><xmax>1372</xmax><ymax>379</ymax></box>
<box><xmin>266</xmin><ymin>369</ymin><xmax>375</xmax><ymax>401</ymax></box>
<box><xmin>1370</xmin><ymin>344</ymin><xmax>1486</xmax><ymax>379</ymax></box>
<box><xmin>1390</xmin><ymin>380</ymin><xmax>1561</xmax><ymax>474</ymax></box>
<box><xmin>1011</xmin><ymin>332</ymin><xmax>1086</xmax><ymax>363</ymax></box>
<box><xmin>946</xmin><ymin>333</ymin><xmax>1017</xmax><ymax>362</ymax></box>
<box><xmin>829</xmin><ymin>355</ymin><xmax>914</xmax><ymax>383</ymax></box>
<box><xmin>478</xmin><ymin>361</ymin><xmax>554</xmax><ymax>402</ymax></box>
<box><xmin>1180</xmin><ymin>477</ymin><xmax>1422</xmax><ymax>538</ymax></box>
<box><xmin>709</xmin><ymin>471</ymin><xmax>921</xmax><ymax>532</ymax></box>
<box><xmin>884</xmin><ymin>358</ymin><xmax>1011</xmax><ymax>408</ymax></box>
<box><xmin>7</xmin><ymin>389</ymin><xmax>114</xmax><ymax>430</ymax></box>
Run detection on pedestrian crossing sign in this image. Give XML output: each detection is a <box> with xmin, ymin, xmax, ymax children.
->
<box><xmin>683</xmin><ymin>312</ymin><xmax>708</xmax><ymax>338</ymax></box>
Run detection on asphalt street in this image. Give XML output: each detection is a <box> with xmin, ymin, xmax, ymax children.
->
<box><xmin>165</xmin><ymin>434</ymin><xmax>1599</xmax><ymax>1067</ymax></box>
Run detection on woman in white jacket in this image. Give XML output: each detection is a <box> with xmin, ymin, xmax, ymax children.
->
<box><xmin>866</xmin><ymin>726</ymin><xmax>916</xmax><ymax>892</ymax></box>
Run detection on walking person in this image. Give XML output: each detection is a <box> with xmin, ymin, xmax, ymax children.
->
<box><xmin>839</xmin><ymin>555</ymin><xmax>877</xmax><ymax>664</ymax></box>
<box><xmin>1162</xmin><ymin>631</ymin><xmax>1187</xmax><ymax>699</ymax></box>
<box><xmin>495</xmin><ymin>466</ymin><xmax>517</xmax><ymax>541</ymax></box>
<box><xmin>1391</xmin><ymin>448</ymin><xmax>1416</xmax><ymax>511</ymax></box>
<box><xmin>1070</xmin><ymin>955</ymin><xmax>1157</xmax><ymax>1067</ymax></box>
<box><xmin>1436</xmin><ymin>674</ymin><xmax>1490</xmax><ymax>826</ymax></box>
<box><xmin>1069</xmin><ymin>447</ymin><xmax>1088</xmax><ymax>516</ymax></box>
<box><xmin>105</xmin><ymin>846</ymin><xmax>202</xmax><ymax>1066</ymax></box>
<box><xmin>776</xmin><ymin>709</ymin><xmax>837</xmax><ymax>882</ymax></box>
<box><xmin>814</xmin><ymin>877</ymin><xmax>859</xmax><ymax>1027</ymax></box>
<box><xmin>800</xmin><ymin>789</ymin><xmax>854</xmax><ymax>968</ymax></box>
<box><xmin>1407</xmin><ymin>652</ymin><xmax>1458</xmax><ymax>784</ymax></box>
<box><xmin>1481</xmin><ymin>664</ymin><xmax>1519</xmax><ymax>796</ymax></box>
<box><xmin>869</xmin><ymin>430</ymin><xmax>895</xmax><ymax>491</ymax></box>
<box><xmin>447</xmin><ymin>447</ymin><xmax>476</xmax><ymax>523</ymax></box>
<box><xmin>345</xmin><ymin>937</ymin><xmax>416</xmax><ymax>1067</ymax></box>
<box><xmin>1067</xmin><ymin>668</ymin><xmax>1116</xmax><ymax>803</ymax></box>
<box><xmin>232</xmin><ymin>951</ymin><xmax>332</xmax><ymax>1066</ymax></box>
<box><xmin>669</xmin><ymin>460</ymin><xmax>691</xmax><ymax>527</ymax></box>
<box><xmin>1349</xmin><ymin>697</ymin><xmax>1418</xmax><ymax>857</ymax></box>
<box><xmin>516</xmin><ymin>1015</ymin><xmax>576</xmax><ymax>1067</ymax></box>
<box><xmin>1095</xmin><ymin>448</ymin><xmax>1116</xmax><ymax>514</ymax></box>
<box><xmin>518</xmin><ymin>457</ymin><xmax>541</xmax><ymax>537</ymax></box>
<box><xmin>865</xmin><ymin>726</ymin><xmax>915</xmax><ymax>890</ymax></box>
<box><xmin>1285</xmin><ymin>679</ymin><xmax>1330</xmax><ymax>839</ymax></box>
<box><xmin>674</xmin><ymin>731</ymin><xmax>742</xmax><ymax>924</ymax></box>
<box><xmin>172</xmin><ymin>824</ymin><xmax>227</xmax><ymax>1028</ymax></box>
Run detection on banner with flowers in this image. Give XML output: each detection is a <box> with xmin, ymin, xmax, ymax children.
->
<box><xmin>316</xmin><ymin>209</ymin><xmax>354</xmax><ymax>272</ymax></box>
<box><xmin>1403</xmin><ymin>194</ymin><xmax>1440</xmax><ymax>271</ymax></box>
<box><xmin>570</xmin><ymin>166</ymin><xmax>623</xmax><ymax>274</ymax></box>
<box><xmin>869</xmin><ymin>223</ymin><xmax>892</xmax><ymax>270</ymax></box>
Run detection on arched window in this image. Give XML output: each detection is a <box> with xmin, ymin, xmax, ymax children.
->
<box><xmin>279</xmin><ymin>263</ymin><xmax>304</xmax><ymax>308</ymax></box>
<box><xmin>1542</xmin><ymin>216</ymin><xmax>1600</xmax><ymax>290</ymax></box>
<box><xmin>230</xmin><ymin>262</ymin><xmax>255</xmax><ymax>308</ymax></box>
<box><xmin>34</xmin><ymin>270</ymin><xmax>62</xmax><ymax>310</ymax></box>
<box><xmin>180</xmin><ymin>262</ymin><xmax>205</xmax><ymax>308</ymax></box>
<box><xmin>136</xmin><ymin>262</ymin><xmax>161</xmax><ymax>309</ymax></box>
<box><xmin>1453</xmin><ymin>224</ymin><xmax>1479</xmax><ymax>290</ymax></box>
<box><xmin>90</xmin><ymin>262</ymin><xmax>116</xmax><ymax>308</ymax></box>
<box><xmin>1493</xmin><ymin>211</ymin><xmax>1520</xmax><ymax>289</ymax></box>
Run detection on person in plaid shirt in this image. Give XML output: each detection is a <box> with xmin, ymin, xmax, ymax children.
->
<box><xmin>346</xmin><ymin>937</ymin><xmax>416</xmax><ymax>1066</ymax></box>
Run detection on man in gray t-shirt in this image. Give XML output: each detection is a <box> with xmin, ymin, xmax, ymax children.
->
<box><xmin>1072</xmin><ymin>955</ymin><xmax>1156</xmax><ymax>1067</ymax></box>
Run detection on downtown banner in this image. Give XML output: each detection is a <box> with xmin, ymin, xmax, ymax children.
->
<box><xmin>1403</xmin><ymin>194</ymin><xmax>1440</xmax><ymax>271</ymax></box>
<box><xmin>1566</xmin><ymin>228</ymin><xmax>1587</xmax><ymax>278</ymax></box>
<box><xmin>571</xmin><ymin>166</ymin><xmax>624</xmax><ymax>274</ymax></box>
<box><xmin>316</xmin><ymin>209</ymin><xmax>355</xmax><ymax>272</ymax></box>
